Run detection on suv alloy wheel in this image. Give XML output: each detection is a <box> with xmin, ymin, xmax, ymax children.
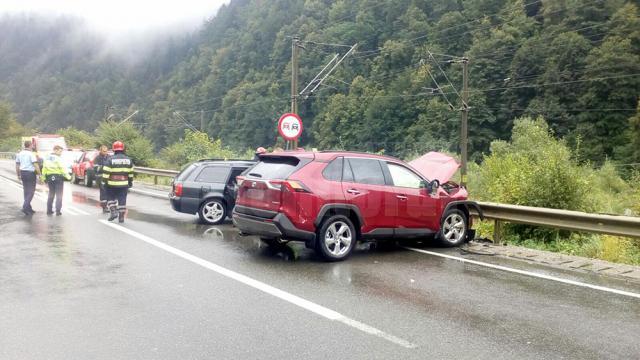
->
<box><xmin>316</xmin><ymin>215</ymin><xmax>357</xmax><ymax>261</ymax></box>
<box><xmin>199</xmin><ymin>199</ymin><xmax>226</xmax><ymax>225</ymax></box>
<box><xmin>437</xmin><ymin>209</ymin><xmax>468</xmax><ymax>246</ymax></box>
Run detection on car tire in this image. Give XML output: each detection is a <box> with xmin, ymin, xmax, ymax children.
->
<box><xmin>436</xmin><ymin>209</ymin><xmax>468</xmax><ymax>247</ymax></box>
<box><xmin>198</xmin><ymin>199</ymin><xmax>226</xmax><ymax>225</ymax></box>
<box><xmin>84</xmin><ymin>171</ymin><xmax>93</xmax><ymax>188</ymax></box>
<box><xmin>71</xmin><ymin>173</ymin><xmax>79</xmax><ymax>184</ymax></box>
<box><xmin>316</xmin><ymin>215</ymin><xmax>357</xmax><ymax>262</ymax></box>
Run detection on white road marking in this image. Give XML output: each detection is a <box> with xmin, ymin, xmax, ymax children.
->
<box><xmin>100</xmin><ymin>220</ymin><xmax>417</xmax><ymax>349</ymax></box>
<box><xmin>404</xmin><ymin>247</ymin><xmax>640</xmax><ymax>300</ymax></box>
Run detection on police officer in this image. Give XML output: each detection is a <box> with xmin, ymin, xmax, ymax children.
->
<box><xmin>15</xmin><ymin>140</ymin><xmax>41</xmax><ymax>215</ymax></box>
<box><xmin>41</xmin><ymin>145</ymin><xmax>71</xmax><ymax>215</ymax></box>
<box><xmin>94</xmin><ymin>145</ymin><xmax>111</xmax><ymax>212</ymax></box>
<box><xmin>102</xmin><ymin>141</ymin><xmax>134</xmax><ymax>223</ymax></box>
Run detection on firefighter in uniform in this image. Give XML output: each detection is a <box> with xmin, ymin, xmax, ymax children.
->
<box><xmin>94</xmin><ymin>145</ymin><xmax>111</xmax><ymax>212</ymax></box>
<box><xmin>102</xmin><ymin>141</ymin><xmax>134</xmax><ymax>223</ymax></box>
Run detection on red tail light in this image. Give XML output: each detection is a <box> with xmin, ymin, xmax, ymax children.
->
<box><xmin>268</xmin><ymin>180</ymin><xmax>310</xmax><ymax>193</ymax></box>
<box><xmin>174</xmin><ymin>182</ymin><xmax>183</xmax><ymax>197</ymax></box>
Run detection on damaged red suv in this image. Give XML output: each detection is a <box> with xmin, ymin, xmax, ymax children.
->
<box><xmin>232</xmin><ymin>151</ymin><xmax>482</xmax><ymax>261</ymax></box>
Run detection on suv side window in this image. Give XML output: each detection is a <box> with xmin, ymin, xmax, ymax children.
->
<box><xmin>387</xmin><ymin>163</ymin><xmax>422</xmax><ymax>189</ymax></box>
<box><xmin>195</xmin><ymin>166</ymin><xmax>230</xmax><ymax>183</ymax></box>
<box><xmin>347</xmin><ymin>158</ymin><xmax>385</xmax><ymax>185</ymax></box>
<box><xmin>322</xmin><ymin>157</ymin><xmax>343</xmax><ymax>181</ymax></box>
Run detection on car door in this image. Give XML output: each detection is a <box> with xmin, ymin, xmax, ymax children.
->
<box><xmin>225</xmin><ymin>167</ymin><xmax>246</xmax><ymax>207</ymax></box>
<box><xmin>194</xmin><ymin>165</ymin><xmax>230</xmax><ymax>197</ymax></box>
<box><xmin>385</xmin><ymin>162</ymin><xmax>439</xmax><ymax>231</ymax></box>
<box><xmin>342</xmin><ymin>158</ymin><xmax>395</xmax><ymax>233</ymax></box>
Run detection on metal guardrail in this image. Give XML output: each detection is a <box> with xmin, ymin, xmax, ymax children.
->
<box><xmin>0</xmin><ymin>152</ymin><xmax>16</xmax><ymax>159</ymax></box>
<box><xmin>134</xmin><ymin>166</ymin><xmax>179</xmax><ymax>185</ymax></box>
<box><xmin>470</xmin><ymin>202</ymin><xmax>640</xmax><ymax>242</ymax></box>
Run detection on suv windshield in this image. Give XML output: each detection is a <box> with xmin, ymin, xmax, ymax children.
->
<box><xmin>247</xmin><ymin>156</ymin><xmax>303</xmax><ymax>180</ymax></box>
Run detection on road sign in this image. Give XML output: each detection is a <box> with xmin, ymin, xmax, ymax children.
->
<box><xmin>278</xmin><ymin>113</ymin><xmax>303</xmax><ymax>141</ymax></box>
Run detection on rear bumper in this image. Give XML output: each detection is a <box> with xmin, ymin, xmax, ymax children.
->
<box><xmin>169</xmin><ymin>196</ymin><xmax>199</xmax><ymax>214</ymax></box>
<box><xmin>232</xmin><ymin>206</ymin><xmax>315</xmax><ymax>243</ymax></box>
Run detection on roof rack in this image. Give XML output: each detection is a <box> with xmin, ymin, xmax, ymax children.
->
<box><xmin>197</xmin><ymin>158</ymin><xmax>254</xmax><ymax>162</ymax></box>
<box><xmin>317</xmin><ymin>150</ymin><xmax>401</xmax><ymax>161</ymax></box>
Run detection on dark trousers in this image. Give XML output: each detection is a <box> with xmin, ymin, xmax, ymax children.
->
<box><xmin>47</xmin><ymin>178</ymin><xmax>64</xmax><ymax>213</ymax></box>
<box><xmin>98</xmin><ymin>177</ymin><xmax>107</xmax><ymax>207</ymax></box>
<box><xmin>20</xmin><ymin>170</ymin><xmax>36</xmax><ymax>212</ymax></box>
<box><xmin>107</xmin><ymin>187</ymin><xmax>128</xmax><ymax>207</ymax></box>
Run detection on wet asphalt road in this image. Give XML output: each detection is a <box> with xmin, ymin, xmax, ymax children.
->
<box><xmin>0</xmin><ymin>161</ymin><xmax>639</xmax><ymax>359</ymax></box>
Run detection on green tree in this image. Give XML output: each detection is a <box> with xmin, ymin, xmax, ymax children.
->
<box><xmin>159</xmin><ymin>130</ymin><xmax>243</xmax><ymax>169</ymax></box>
<box><xmin>57</xmin><ymin>127</ymin><xmax>96</xmax><ymax>149</ymax></box>
<box><xmin>95</xmin><ymin>121</ymin><xmax>154</xmax><ymax>166</ymax></box>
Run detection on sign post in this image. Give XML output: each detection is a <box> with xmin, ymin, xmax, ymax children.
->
<box><xmin>278</xmin><ymin>113</ymin><xmax>303</xmax><ymax>149</ymax></box>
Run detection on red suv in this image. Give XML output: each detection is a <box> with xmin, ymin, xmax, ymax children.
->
<box><xmin>232</xmin><ymin>151</ymin><xmax>483</xmax><ymax>261</ymax></box>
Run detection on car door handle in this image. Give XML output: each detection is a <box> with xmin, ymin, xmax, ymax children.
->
<box><xmin>396</xmin><ymin>195</ymin><xmax>408</xmax><ymax>200</ymax></box>
<box><xmin>346</xmin><ymin>189</ymin><xmax>361</xmax><ymax>195</ymax></box>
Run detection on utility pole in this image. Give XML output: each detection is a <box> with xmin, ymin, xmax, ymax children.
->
<box><xmin>290</xmin><ymin>36</ymin><xmax>300</xmax><ymax>150</ymax></box>
<box><xmin>460</xmin><ymin>58</ymin><xmax>469</xmax><ymax>187</ymax></box>
<box><xmin>200</xmin><ymin>110</ymin><xmax>205</xmax><ymax>132</ymax></box>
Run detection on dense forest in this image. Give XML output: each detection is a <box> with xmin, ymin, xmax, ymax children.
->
<box><xmin>1</xmin><ymin>0</ymin><xmax>638</xmax><ymax>164</ymax></box>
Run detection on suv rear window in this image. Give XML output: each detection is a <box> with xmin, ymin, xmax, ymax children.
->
<box><xmin>176</xmin><ymin>163</ymin><xmax>199</xmax><ymax>181</ymax></box>
<box><xmin>246</xmin><ymin>156</ymin><xmax>308</xmax><ymax>180</ymax></box>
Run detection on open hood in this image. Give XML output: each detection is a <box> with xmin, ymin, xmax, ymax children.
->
<box><xmin>408</xmin><ymin>152</ymin><xmax>460</xmax><ymax>184</ymax></box>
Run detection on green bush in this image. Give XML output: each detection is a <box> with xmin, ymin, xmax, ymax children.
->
<box><xmin>473</xmin><ymin>117</ymin><xmax>593</xmax><ymax>212</ymax></box>
<box><xmin>95</xmin><ymin>121</ymin><xmax>154</xmax><ymax>166</ymax></box>
<box><xmin>57</xmin><ymin>127</ymin><xmax>96</xmax><ymax>149</ymax></box>
<box><xmin>159</xmin><ymin>130</ymin><xmax>247</xmax><ymax>169</ymax></box>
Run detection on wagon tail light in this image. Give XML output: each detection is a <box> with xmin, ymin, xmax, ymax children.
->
<box><xmin>267</xmin><ymin>179</ymin><xmax>311</xmax><ymax>193</ymax></box>
<box><xmin>174</xmin><ymin>182</ymin><xmax>183</xmax><ymax>197</ymax></box>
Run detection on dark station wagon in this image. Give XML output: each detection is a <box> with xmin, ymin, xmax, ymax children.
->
<box><xmin>169</xmin><ymin>159</ymin><xmax>255</xmax><ymax>224</ymax></box>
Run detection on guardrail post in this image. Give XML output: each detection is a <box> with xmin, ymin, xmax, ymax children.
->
<box><xmin>493</xmin><ymin>219</ymin><xmax>502</xmax><ymax>245</ymax></box>
<box><xmin>154</xmin><ymin>175</ymin><xmax>158</xmax><ymax>185</ymax></box>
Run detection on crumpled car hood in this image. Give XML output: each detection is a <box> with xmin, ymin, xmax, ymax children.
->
<box><xmin>408</xmin><ymin>151</ymin><xmax>460</xmax><ymax>184</ymax></box>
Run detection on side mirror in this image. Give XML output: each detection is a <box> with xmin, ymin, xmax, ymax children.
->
<box><xmin>429</xmin><ymin>179</ymin><xmax>440</xmax><ymax>194</ymax></box>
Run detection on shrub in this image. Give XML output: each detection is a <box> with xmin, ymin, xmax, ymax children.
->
<box><xmin>473</xmin><ymin>117</ymin><xmax>592</xmax><ymax>212</ymax></box>
<box><xmin>95</xmin><ymin>121</ymin><xmax>154</xmax><ymax>166</ymax></box>
<box><xmin>159</xmin><ymin>130</ymin><xmax>245</xmax><ymax>169</ymax></box>
<box><xmin>57</xmin><ymin>127</ymin><xmax>96</xmax><ymax>149</ymax></box>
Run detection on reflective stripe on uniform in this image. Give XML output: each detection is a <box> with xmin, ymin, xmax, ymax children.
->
<box><xmin>107</xmin><ymin>180</ymin><xmax>129</xmax><ymax>186</ymax></box>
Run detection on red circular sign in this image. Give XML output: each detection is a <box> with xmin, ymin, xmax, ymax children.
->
<box><xmin>278</xmin><ymin>113</ymin><xmax>303</xmax><ymax>141</ymax></box>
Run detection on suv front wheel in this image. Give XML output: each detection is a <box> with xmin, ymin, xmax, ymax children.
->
<box><xmin>316</xmin><ymin>215</ymin><xmax>357</xmax><ymax>261</ymax></box>
<box><xmin>198</xmin><ymin>199</ymin><xmax>226</xmax><ymax>225</ymax></box>
<box><xmin>437</xmin><ymin>209</ymin><xmax>468</xmax><ymax>247</ymax></box>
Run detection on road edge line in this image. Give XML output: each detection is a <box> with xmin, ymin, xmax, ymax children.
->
<box><xmin>403</xmin><ymin>246</ymin><xmax>640</xmax><ymax>300</ymax></box>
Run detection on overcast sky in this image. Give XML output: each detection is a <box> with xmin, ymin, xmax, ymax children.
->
<box><xmin>0</xmin><ymin>0</ymin><xmax>230</xmax><ymax>34</ymax></box>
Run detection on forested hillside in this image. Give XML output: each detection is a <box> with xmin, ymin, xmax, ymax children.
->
<box><xmin>1</xmin><ymin>0</ymin><xmax>638</xmax><ymax>164</ymax></box>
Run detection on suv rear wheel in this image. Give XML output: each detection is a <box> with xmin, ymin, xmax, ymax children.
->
<box><xmin>437</xmin><ymin>209</ymin><xmax>468</xmax><ymax>246</ymax></box>
<box><xmin>316</xmin><ymin>215</ymin><xmax>357</xmax><ymax>261</ymax></box>
<box><xmin>198</xmin><ymin>199</ymin><xmax>226</xmax><ymax>225</ymax></box>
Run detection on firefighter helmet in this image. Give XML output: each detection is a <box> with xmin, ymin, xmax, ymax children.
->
<box><xmin>112</xmin><ymin>141</ymin><xmax>125</xmax><ymax>151</ymax></box>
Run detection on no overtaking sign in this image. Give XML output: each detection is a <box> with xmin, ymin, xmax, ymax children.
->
<box><xmin>278</xmin><ymin>113</ymin><xmax>303</xmax><ymax>141</ymax></box>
